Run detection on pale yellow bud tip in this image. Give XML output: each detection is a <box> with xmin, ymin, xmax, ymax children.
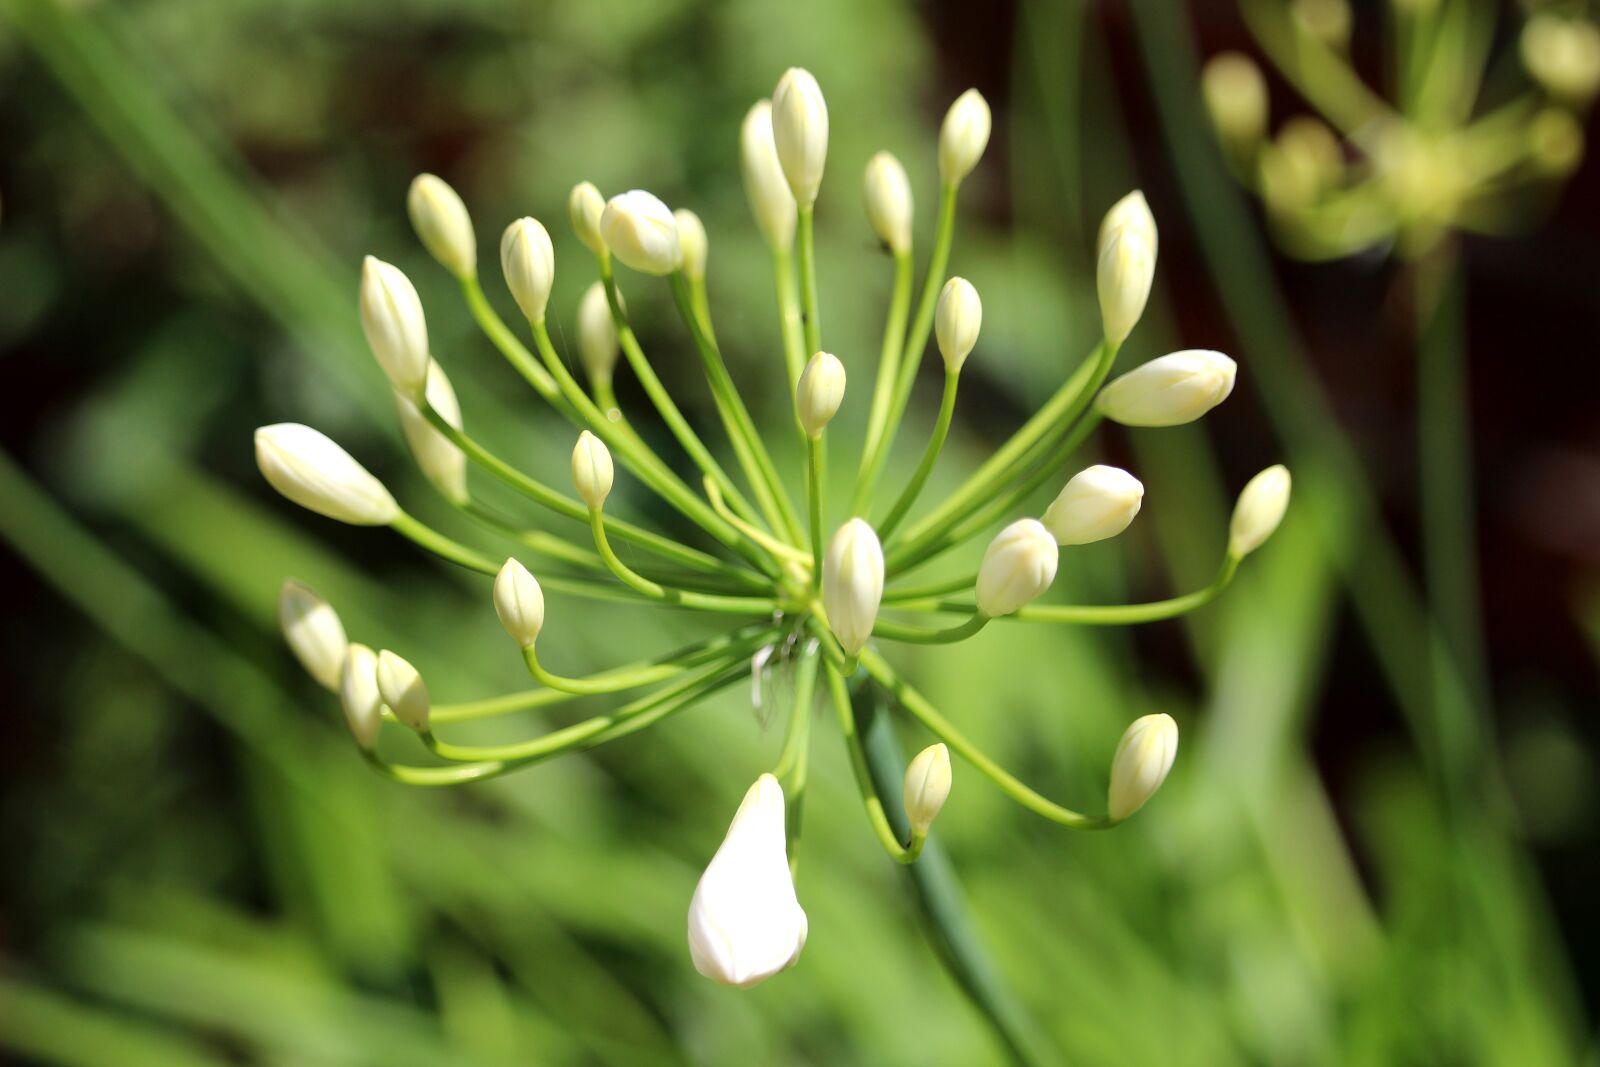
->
<box><xmin>1229</xmin><ymin>464</ymin><xmax>1291</xmax><ymax>557</ymax></box>
<box><xmin>1108</xmin><ymin>713</ymin><xmax>1179</xmax><ymax>821</ymax></box>
<box><xmin>903</xmin><ymin>743</ymin><xmax>952</xmax><ymax>834</ymax></box>
<box><xmin>376</xmin><ymin>649</ymin><xmax>430</xmax><ymax>733</ymax></box>
<box><xmin>494</xmin><ymin>558</ymin><xmax>546</xmax><ymax>648</ymax></box>
<box><xmin>572</xmin><ymin>430</ymin><xmax>615</xmax><ymax>509</ymax></box>
<box><xmin>407</xmin><ymin>173</ymin><xmax>477</xmax><ymax>279</ymax></box>
<box><xmin>796</xmin><ymin>351</ymin><xmax>846</xmax><ymax>438</ymax></box>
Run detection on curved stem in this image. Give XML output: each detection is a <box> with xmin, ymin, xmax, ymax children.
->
<box><xmin>883</xmin><ymin>573</ymin><xmax>976</xmax><ymax>602</ymax></box>
<box><xmin>457</xmin><ymin>499</ymin><xmax>606</xmax><ymax>573</ymax></box>
<box><xmin>877</xmin><ymin>370</ymin><xmax>960</xmax><ymax>538</ymax></box>
<box><xmin>459</xmin><ymin>276</ymin><xmax>565</xmax><ymax>406</ymax></box>
<box><xmin>428</xmin><ymin>686</ymin><xmax>580</xmax><ymax>724</ymax></box>
<box><xmin>824</xmin><ymin>663</ymin><xmax>924</xmax><ymax>864</ymax></box>
<box><xmin>852</xmin><ymin>250</ymin><xmax>915</xmax><ymax>516</ymax></box>
<box><xmin>500</xmin><ymin>622</ymin><xmax>777</xmax><ymax>702</ymax></box>
<box><xmin>588</xmin><ymin>509</ymin><xmax>784</xmax><ymax>615</ymax></box>
<box><xmin>389</xmin><ymin>512</ymin><xmax>636</xmax><ymax>607</ymax></box>
<box><xmin>871</xmin><ymin>613</ymin><xmax>989</xmax><ymax>645</ymax></box>
<box><xmin>705</xmin><ymin>475</ymin><xmax>812</xmax><ymax>573</ymax></box>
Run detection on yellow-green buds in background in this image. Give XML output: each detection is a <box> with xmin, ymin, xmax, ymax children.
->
<box><xmin>1108</xmin><ymin>713</ymin><xmax>1179</xmax><ymax>821</ymax></box>
<box><xmin>394</xmin><ymin>361</ymin><xmax>467</xmax><ymax>504</ymax></box>
<box><xmin>1228</xmin><ymin>464</ymin><xmax>1292</xmax><ymax>557</ymax></box>
<box><xmin>571</xmin><ymin>430</ymin><xmax>614</xmax><ymax>509</ymax></box>
<box><xmin>339</xmin><ymin>643</ymin><xmax>383</xmax><ymax>751</ymax></box>
<box><xmin>1529</xmin><ymin>108</ymin><xmax>1586</xmax><ymax>176</ymax></box>
<box><xmin>568</xmin><ymin>181</ymin><xmax>608</xmax><ymax>257</ymax></box>
<box><xmin>741</xmin><ymin>101</ymin><xmax>798</xmax><ymax>253</ymax></box>
<box><xmin>796</xmin><ymin>351</ymin><xmax>846</xmax><ymax>438</ymax></box>
<box><xmin>687</xmin><ymin>774</ymin><xmax>809</xmax><ymax>987</ymax></box>
<box><xmin>1292</xmin><ymin>0</ymin><xmax>1351</xmax><ymax>51</ymax></box>
<box><xmin>934</xmin><ymin>276</ymin><xmax>982</xmax><ymax>373</ymax></box>
<box><xmin>903</xmin><ymin>743</ymin><xmax>952</xmax><ymax>835</ymax></box>
<box><xmin>939</xmin><ymin>88</ymin><xmax>992</xmax><ymax>185</ymax></box>
<box><xmin>1096</xmin><ymin>226</ymin><xmax>1156</xmax><ymax>347</ymax></box>
<box><xmin>976</xmin><ymin>519</ymin><xmax>1059</xmax><ymax>617</ymax></box>
<box><xmin>577</xmin><ymin>281</ymin><xmax>620</xmax><ymax>387</ymax></box>
<box><xmin>407</xmin><ymin>173</ymin><xmax>476</xmax><ymax>280</ymax></box>
<box><xmin>500</xmin><ymin>217</ymin><xmax>556</xmax><ymax>323</ymax></box>
<box><xmin>1042</xmin><ymin>465</ymin><xmax>1144</xmax><ymax>546</ymax></box>
<box><xmin>1096</xmin><ymin>350</ymin><xmax>1237</xmax><ymax>427</ymax></box>
<box><xmin>674</xmin><ymin>208</ymin><xmax>709</xmax><ymax>283</ymax></box>
<box><xmin>601</xmin><ymin>190</ymin><xmax>682</xmax><ymax>276</ymax></box>
<box><xmin>278</xmin><ymin>580</ymin><xmax>348</xmax><ymax>691</ymax></box>
<box><xmin>1203</xmin><ymin>53</ymin><xmax>1269</xmax><ymax>154</ymax></box>
<box><xmin>822</xmin><ymin>518</ymin><xmax>884</xmax><ymax>656</ymax></box>
<box><xmin>376</xmin><ymin>650</ymin><xmax>429</xmax><ymax>732</ymax></box>
<box><xmin>772</xmin><ymin>67</ymin><xmax>829</xmax><ymax>209</ymax></box>
<box><xmin>359</xmin><ymin>256</ymin><xmax>431</xmax><ymax>397</ymax></box>
<box><xmin>255</xmin><ymin>424</ymin><xmax>399</xmax><ymax>526</ymax></box>
<box><xmin>1260</xmin><ymin>117</ymin><xmax>1343</xmax><ymax>211</ymax></box>
<box><xmin>493</xmin><ymin>558</ymin><xmax>545</xmax><ymax>648</ymax></box>
<box><xmin>1521</xmin><ymin>15</ymin><xmax>1600</xmax><ymax>105</ymax></box>
<box><xmin>863</xmin><ymin>151</ymin><xmax>913</xmax><ymax>255</ymax></box>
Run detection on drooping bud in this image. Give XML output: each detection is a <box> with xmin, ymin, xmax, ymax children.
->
<box><xmin>939</xmin><ymin>88</ymin><xmax>992</xmax><ymax>185</ymax></box>
<box><xmin>1096</xmin><ymin>190</ymin><xmax>1159</xmax><ymax>264</ymax></box>
<box><xmin>741</xmin><ymin>101</ymin><xmax>798</xmax><ymax>252</ymax></box>
<box><xmin>1229</xmin><ymin>464</ymin><xmax>1292</xmax><ymax>557</ymax></box>
<box><xmin>975</xmin><ymin>519</ymin><xmax>1059</xmax><ymax>617</ymax></box>
<box><xmin>359</xmin><ymin>256</ymin><xmax>430</xmax><ymax>397</ymax></box>
<box><xmin>406</xmin><ymin>173</ymin><xmax>476</xmax><ymax>279</ymax></box>
<box><xmin>903</xmin><ymin>743</ymin><xmax>952</xmax><ymax>835</ymax></box>
<box><xmin>1203</xmin><ymin>53</ymin><xmax>1268</xmax><ymax>152</ymax></box>
<box><xmin>1096</xmin><ymin>227</ymin><xmax>1155</xmax><ymax>346</ymax></box>
<box><xmin>600</xmin><ymin>190</ymin><xmax>682</xmax><ymax>276</ymax></box>
<box><xmin>771</xmin><ymin>67</ymin><xmax>829</xmax><ymax>208</ymax></box>
<box><xmin>822</xmin><ymin>518</ymin><xmax>884</xmax><ymax>656</ymax></box>
<box><xmin>577</xmin><ymin>281</ymin><xmax>620</xmax><ymax>386</ymax></box>
<box><xmin>1096</xmin><ymin>350</ymin><xmax>1237</xmax><ymax>427</ymax></box>
<box><xmin>934</xmin><ymin>276</ymin><xmax>982</xmax><ymax>374</ymax></box>
<box><xmin>571</xmin><ymin>430</ymin><xmax>614</xmax><ymax>509</ymax></box>
<box><xmin>376</xmin><ymin>649</ymin><xmax>429</xmax><ymax>733</ymax></box>
<box><xmin>1521</xmin><ymin>15</ymin><xmax>1600</xmax><ymax>104</ymax></box>
<box><xmin>278</xmin><ymin>580</ymin><xmax>348</xmax><ymax>691</ymax></box>
<box><xmin>1042</xmin><ymin>465</ymin><xmax>1145</xmax><ymax>546</ymax></box>
<box><xmin>796</xmin><ymin>351</ymin><xmax>846</xmax><ymax>438</ymax></box>
<box><xmin>394</xmin><ymin>361</ymin><xmax>467</xmax><ymax>504</ymax></box>
<box><xmin>674</xmin><ymin>208</ymin><xmax>708</xmax><ymax>283</ymax></box>
<box><xmin>254</xmin><ymin>424</ymin><xmax>399</xmax><ymax>526</ymax></box>
<box><xmin>493</xmin><ymin>557</ymin><xmax>545</xmax><ymax>648</ymax></box>
<box><xmin>568</xmin><ymin>181</ymin><xmax>608</xmax><ymax>257</ymax></box>
<box><xmin>339</xmin><ymin>643</ymin><xmax>383</xmax><ymax>751</ymax></box>
<box><xmin>1108</xmin><ymin>713</ymin><xmax>1179</xmax><ymax>821</ymax></box>
<box><xmin>500</xmin><ymin>217</ymin><xmax>555</xmax><ymax>324</ymax></box>
<box><xmin>687</xmin><ymin>774</ymin><xmax>809</xmax><ymax>987</ymax></box>
<box><xmin>863</xmin><ymin>151</ymin><xmax>913</xmax><ymax>255</ymax></box>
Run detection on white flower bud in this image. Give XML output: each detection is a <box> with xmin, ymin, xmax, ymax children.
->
<box><xmin>1293</xmin><ymin>0</ymin><xmax>1351</xmax><ymax>50</ymax></box>
<box><xmin>569</xmin><ymin>181</ymin><xmax>608</xmax><ymax>256</ymax></box>
<box><xmin>255</xmin><ymin>423</ymin><xmax>399</xmax><ymax>526</ymax></box>
<box><xmin>1096</xmin><ymin>190</ymin><xmax>1159</xmax><ymax>264</ymax></box>
<box><xmin>1042</xmin><ymin>465</ymin><xmax>1144</xmax><ymax>546</ymax></box>
<box><xmin>359</xmin><ymin>256</ymin><xmax>430</xmax><ymax>396</ymax></box>
<box><xmin>1202</xmin><ymin>53</ymin><xmax>1268</xmax><ymax>150</ymax></box>
<box><xmin>673</xmin><ymin>208</ymin><xmax>708</xmax><ymax>283</ymax></box>
<box><xmin>975</xmin><ymin>519</ymin><xmax>1058</xmax><ymax>617</ymax></box>
<box><xmin>1096</xmin><ymin>350</ymin><xmax>1238</xmax><ymax>427</ymax></box>
<box><xmin>406</xmin><ymin>173</ymin><xmax>476</xmax><ymax>279</ymax></box>
<box><xmin>1108</xmin><ymin>713</ymin><xmax>1179</xmax><ymax>821</ymax></box>
<box><xmin>939</xmin><ymin>88</ymin><xmax>992</xmax><ymax>184</ymax></box>
<box><xmin>577</xmin><ymin>281</ymin><xmax>620</xmax><ymax>386</ymax></box>
<box><xmin>1096</xmin><ymin>228</ymin><xmax>1155</xmax><ymax>346</ymax></box>
<box><xmin>903</xmin><ymin>743</ymin><xmax>952</xmax><ymax>835</ymax></box>
<box><xmin>1229</xmin><ymin>464</ymin><xmax>1292</xmax><ymax>557</ymax></box>
<box><xmin>796</xmin><ymin>351</ymin><xmax>846</xmax><ymax>438</ymax></box>
<box><xmin>394</xmin><ymin>361</ymin><xmax>467</xmax><ymax>504</ymax></box>
<box><xmin>500</xmin><ymin>217</ymin><xmax>555</xmax><ymax>324</ymax></box>
<box><xmin>934</xmin><ymin>276</ymin><xmax>982</xmax><ymax>374</ymax></box>
<box><xmin>741</xmin><ymin>101</ymin><xmax>797</xmax><ymax>252</ymax></box>
<box><xmin>278</xmin><ymin>580</ymin><xmax>347</xmax><ymax>691</ymax></box>
<box><xmin>601</xmin><ymin>190</ymin><xmax>682</xmax><ymax>276</ymax></box>
<box><xmin>571</xmin><ymin>430</ymin><xmax>614</xmax><ymax>509</ymax></box>
<box><xmin>493</xmin><ymin>557</ymin><xmax>545</xmax><ymax>648</ymax></box>
<box><xmin>687</xmin><ymin>774</ymin><xmax>808</xmax><ymax>987</ymax></box>
<box><xmin>376</xmin><ymin>649</ymin><xmax>429</xmax><ymax>733</ymax></box>
<box><xmin>863</xmin><ymin>151</ymin><xmax>913</xmax><ymax>255</ymax></box>
<box><xmin>339</xmin><ymin>643</ymin><xmax>383</xmax><ymax>751</ymax></box>
<box><xmin>1522</xmin><ymin>15</ymin><xmax>1600</xmax><ymax>104</ymax></box>
<box><xmin>772</xmin><ymin>67</ymin><xmax>829</xmax><ymax>208</ymax></box>
<box><xmin>822</xmin><ymin>519</ymin><xmax>884</xmax><ymax>656</ymax></box>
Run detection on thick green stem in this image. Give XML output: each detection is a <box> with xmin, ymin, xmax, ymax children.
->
<box><xmin>877</xmin><ymin>370</ymin><xmax>961</xmax><ymax>538</ymax></box>
<box><xmin>852</xmin><ymin>250</ymin><xmax>916</xmax><ymax>515</ymax></box>
<box><xmin>772</xmin><ymin>249</ymin><xmax>808</xmax><ymax>401</ymax></box>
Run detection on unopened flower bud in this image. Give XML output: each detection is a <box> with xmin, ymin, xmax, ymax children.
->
<box><xmin>687</xmin><ymin>774</ymin><xmax>808</xmax><ymax>987</ymax></box>
<box><xmin>1261</xmin><ymin>117</ymin><xmax>1343</xmax><ymax>210</ymax></box>
<box><xmin>1097</xmin><ymin>190</ymin><xmax>1159</xmax><ymax>264</ymax></box>
<box><xmin>1528</xmin><ymin>108</ymin><xmax>1585</xmax><ymax>176</ymax></box>
<box><xmin>571</xmin><ymin>430</ymin><xmax>614</xmax><ymax>509</ymax></box>
<box><xmin>601</xmin><ymin>190</ymin><xmax>682</xmax><ymax>276</ymax></box>
<box><xmin>934</xmin><ymin>276</ymin><xmax>982</xmax><ymax>373</ymax></box>
<box><xmin>359</xmin><ymin>256</ymin><xmax>430</xmax><ymax>396</ymax></box>
<box><xmin>407</xmin><ymin>173</ymin><xmax>476</xmax><ymax>279</ymax></box>
<box><xmin>500</xmin><ymin>217</ymin><xmax>555</xmax><ymax>323</ymax></box>
<box><xmin>1097</xmin><ymin>227</ymin><xmax>1155</xmax><ymax>346</ymax></box>
<box><xmin>577</xmin><ymin>281</ymin><xmax>620</xmax><ymax>386</ymax></box>
<box><xmin>339</xmin><ymin>643</ymin><xmax>383</xmax><ymax>751</ymax></box>
<box><xmin>394</xmin><ymin>361</ymin><xmax>467</xmax><ymax>504</ymax></box>
<box><xmin>903</xmin><ymin>743</ymin><xmax>952</xmax><ymax>835</ymax></box>
<box><xmin>494</xmin><ymin>557</ymin><xmax>545</xmax><ymax>648</ymax></box>
<box><xmin>1108</xmin><ymin>713</ymin><xmax>1179</xmax><ymax>821</ymax></box>
<box><xmin>822</xmin><ymin>519</ymin><xmax>884</xmax><ymax>656</ymax></box>
<box><xmin>278</xmin><ymin>580</ymin><xmax>348</xmax><ymax>691</ymax></box>
<box><xmin>569</xmin><ymin>181</ymin><xmax>608</xmax><ymax>257</ymax></box>
<box><xmin>1042</xmin><ymin>465</ymin><xmax>1144</xmax><ymax>545</ymax></box>
<box><xmin>796</xmin><ymin>351</ymin><xmax>846</xmax><ymax>438</ymax></box>
<box><xmin>772</xmin><ymin>68</ymin><xmax>829</xmax><ymax>208</ymax></box>
<box><xmin>674</xmin><ymin>208</ymin><xmax>708</xmax><ymax>282</ymax></box>
<box><xmin>1522</xmin><ymin>15</ymin><xmax>1600</xmax><ymax>104</ymax></box>
<box><xmin>1229</xmin><ymin>464</ymin><xmax>1292</xmax><ymax>557</ymax></box>
<box><xmin>255</xmin><ymin>424</ymin><xmax>399</xmax><ymax>526</ymax></box>
<box><xmin>863</xmin><ymin>151</ymin><xmax>912</xmax><ymax>255</ymax></box>
<box><xmin>975</xmin><ymin>519</ymin><xmax>1059</xmax><ymax>617</ymax></box>
<box><xmin>1203</xmin><ymin>53</ymin><xmax>1268</xmax><ymax>150</ymax></box>
<box><xmin>376</xmin><ymin>649</ymin><xmax>429</xmax><ymax>733</ymax></box>
<box><xmin>741</xmin><ymin>101</ymin><xmax>797</xmax><ymax>252</ymax></box>
<box><xmin>1293</xmin><ymin>0</ymin><xmax>1351</xmax><ymax>50</ymax></box>
<box><xmin>1096</xmin><ymin>350</ymin><xmax>1237</xmax><ymax>427</ymax></box>
<box><xmin>939</xmin><ymin>88</ymin><xmax>992</xmax><ymax>185</ymax></box>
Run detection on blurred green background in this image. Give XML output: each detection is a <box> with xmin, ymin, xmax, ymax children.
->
<box><xmin>1</xmin><ymin>0</ymin><xmax>1597</xmax><ymax>1064</ymax></box>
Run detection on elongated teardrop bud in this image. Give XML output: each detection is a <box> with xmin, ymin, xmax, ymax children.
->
<box><xmin>569</xmin><ymin>181</ymin><xmax>608</xmax><ymax>256</ymax></box>
<box><xmin>796</xmin><ymin>351</ymin><xmax>846</xmax><ymax>438</ymax></box>
<box><xmin>577</xmin><ymin>281</ymin><xmax>620</xmax><ymax>386</ymax></box>
<box><xmin>903</xmin><ymin>743</ymin><xmax>952</xmax><ymax>835</ymax></box>
<box><xmin>674</xmin><ymin>208</ymin><xmax>709</xmax><ymax>283</ymax></box>
<box><xmin>494</xmin><ymin>557</ymin><xmax>545</xmax><ymax>648</ymax></box>
<box><xmin>501</xmin><ymin>217</ymin><xmax>555</xmax><ymax>323</ymax></box>
<box><xmin>939</xmin><ymin>89</ymin><xmax>992</xmax><ymax>185</ymax></box>
<box><xmin>394</xmin><ymin>361</ymin><xmax>467</xmax><ymax>504</ymax></box>
<box><xmin>772</xmin><ymin>68</ymin><xmax>829</xmax><ymax>208</ymax></box>
<box><xmin>359</xmin><ymin>256</ymin><xmax>430</xmax><ymax>397</ymax></box>
<box><xmin>822</xmin><ymin>519</ymin><xmax>884</xmax><ymax>656</ymax></box>
<box><xmin>1097</xmin><ymin>190</ymin><xmax>1158</xmax><ymax>264</ymax></box>
<box><xmin>1096</xmin><ymin>350</ymin><xmax>1237</xmax><ymax>427</ymax></box>
<box><xmin>279</xmin><ymin>580</ymin><xmax>348</xmax><ymax>691</ymax></box>
<box><xmin>339</xmin><ymin>643</ymin><xmax>383</xmax><ymax>751</ymax></box>
<box><xmin>1108</xmin><ymin>713</ymin><xmax>1179</xmax><ymax>821</ymax></box>
<box><xmin>741</xmin><ymin>101</ymin><xmax>797</xmax><ymax>252</ymax></box>
<box><xmin>255</xmin><ymin>424</ymin><xmax>399</xmax><ymax>526</ymax></box>
<box><xmin>407</xmin><ymin>173</ymin><xmax>476</xmax><ymax>279</ymax></box>
<box><xmin>571</xmin><ymin>430</ymin><xmax>614</xmax><ymax>509</ymax></box>
<box><xmin>934</xmin><ymin>276</ymin><xmax>982</xmax><ymax>373</ymax></box>
<box><xmin>1097</xmin><ymin>227</ymin><xmax>1155</xmax><ymax>346</ymax></box>
<box><xmin>1229</xmin><ymin>464</ymin><xmax>1292</xmax><ymax>557</ymax></box>
<box><xmin>376</xmin><ymin>649</ymin><xmax>429</xmax><ymax>733</ymax></box>
<box><xmin>863</xmin><ymin>151</ymin><xmax>912</xmax><ymax>255</ymax></box>
<box><xmin>1202</xmin><ymin>53</ymin><xmax>1268</xmax><ymax>152</ymax></box>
